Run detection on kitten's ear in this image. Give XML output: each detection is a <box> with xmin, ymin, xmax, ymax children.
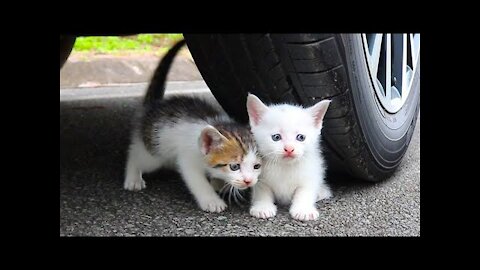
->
<box><xmin>199</xmin><ymin>125</ymin><xmax>228</xmax><ymax>155</ymax></box>
<box><xmin>308</xmin><ymin>100</ymin><xmax>331</xmax><ymax>128</ymax></box>
<box><xmin>246</xmin><ymin>93</ymin><xmax>269</xmax><ymax>127</ymax></box>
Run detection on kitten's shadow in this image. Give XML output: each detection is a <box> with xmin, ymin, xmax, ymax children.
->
<box><xmin>59</xmin><ymin>97</ymin><xmax>380</xmax><ymax>202</ymax></box>
<box><xmin>321</xmin><ymin>170</ymin><xmax>389</xmax><ymax>204</ymax></box>
<box><xmin>60</xmin><ymin>97</ymin><xmax>249</xmax><ymax>210</ymax></box>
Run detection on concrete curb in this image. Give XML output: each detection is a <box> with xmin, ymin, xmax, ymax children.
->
<box><xmin>60</xmin><ymin>81</ymin><xmax>210</xmax><ymax>101</ymax></box>
<box><xmin>60</xmin><ymin>53</ymin><xmax>203</xmax><ymax>89</ymax></box>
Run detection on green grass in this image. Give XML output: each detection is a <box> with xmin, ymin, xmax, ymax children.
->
<box><xmin>73</xmin><ymin>34</ymin><xmax>183</xmax><ymax>53</ymax></box>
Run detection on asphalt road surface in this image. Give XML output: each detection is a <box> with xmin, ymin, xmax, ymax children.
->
<box><xmin>60</xmin><ymin>82</ymin><xmax>420</xmax><ymax>236</ymax></box>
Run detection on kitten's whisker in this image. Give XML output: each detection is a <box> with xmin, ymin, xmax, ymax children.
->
<box><xmin>233</xmin><ymin>188</ymin><xmax>241</xmax><ymax>206</ymax></box>
<box><xmin>262</xmin><ymin>151</ymin><xmax>284</xmax><ymax>166</ymax></box>
<box><xmin>225</xmin><ymin>183</ymin><xmax>235</xmax><ymax>202</ymax></box>
<box><xmin>265</xmin><ymin>155</ymin><xmax>280</xmax><ymax>166</ymax></box>
<box><xmin>228</xmin><ymin>185</ymin><xmax>233</xmax><ymax>205</ymax></box>
<box><xmin>219</xmin><ymin>182</ymin><xmax>230</xmax><ymax>196</ymax></box>
<box><xmin>236</xmin><ymin>189</ymin><xmax>244</xmax><ymax>200</ymax></box>
<box><xmin>225</xmin><ymin>185</ymin><xmax>230</xmax><ymax>203</ymax></box>
<box><xmin>222</xmin><ymin>189</ymin><xmax>229</xmax><ymax>200</ymax></box>
<box><xmin>235</xmin><ymin>188</ymin><xmax>247</xmax><ymax>206</ymax></box>
<box><xmin>218</xmin><ymin>184</ymin><xmax>227</xmax><ymax>199</ymax></box>
<box><xmin>236</xmin><ymin>188</ymin><xmax>246</xmax><ymax>202</ymax></box>
<box><xmin>233</xmin><ymin>188</ymin><xmax>242</xmax><ymax>204</ymax></box>
<box><xmin>260</xmin><ymin>150</ymin><xmax>283</xmax><ymax>159</ymax></box>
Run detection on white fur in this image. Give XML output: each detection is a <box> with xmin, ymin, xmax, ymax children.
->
<box><xmin>124</xmin><ymin>109</ymin><xmax>261</xmax><ymax>213</ymax></box>
<box><xmin>247</xmin><ymin>94</ymin><xmax>332</xmax><ymax>221</ymax></box>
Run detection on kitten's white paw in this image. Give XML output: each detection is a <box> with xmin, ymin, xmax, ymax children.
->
<box><xmin>250</xmin><ymin>203</ymin><xmax>277</xmax><ymax>219</ymax></box>
<box><xmin>317</xmin><ymin>188</ymin><xmax>333</xmax><ymax>201</ymax></box>
<box><xmin>124</xmin><ymin>177</ymin><xmax>146</xmax><ymax>191</ymax></box>
<box><xmin>290</xmin><ymin>205</ymin><xmax>319</xmax><ymax>221</ymax></box>
<box><xmin>199</xmin><ymin>197</ymin><xmax>227</xmax><ymax>213</ymax></box>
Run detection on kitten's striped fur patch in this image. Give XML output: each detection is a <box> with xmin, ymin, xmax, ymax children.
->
<box><xmin>205</xmin><ymin>124</ymin><xmax>257</xmax><ymax>167</ymax></box>
<box><xmin>141</xmin><ymin>96</ymin><xmax>257</xmax><ymax>166</ymax></box>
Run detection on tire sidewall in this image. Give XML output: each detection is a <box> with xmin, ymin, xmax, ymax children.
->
<box><xmin>340</xmin><ymin>34</ymin><xmax>420</xmax><ymax>170</ymax></box>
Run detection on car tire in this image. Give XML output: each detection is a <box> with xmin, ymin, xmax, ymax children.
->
<box><xmin>60</xmin><ymin>35</ymin><xmax>76</xmax><ymax>69</ymax></box>
<box><xmin>184</xmin><ymin>34</ymin><xmax>420</xmax><ymax>181</ymax></box>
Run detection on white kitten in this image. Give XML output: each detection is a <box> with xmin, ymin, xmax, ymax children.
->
<box><xmin>246</xmin><ymin>94</ymin><xmax>332</xmax><ymax>221</ymax></box>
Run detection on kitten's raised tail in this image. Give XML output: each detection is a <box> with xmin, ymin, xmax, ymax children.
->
<box><xmin>143</xmin><ymin>39</ymin><xmax>187</xmax><ymax>105</ymax></box>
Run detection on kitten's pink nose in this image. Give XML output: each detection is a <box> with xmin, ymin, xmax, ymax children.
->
<box><xmin>243</xmin><ymin>179</ymin><xmax>252</xmax><ymax>185</ymax></box>
<box><xmin>284</xmin><ymin>146</ymin><xmax>295</xmax><ymax>154</ymax></box>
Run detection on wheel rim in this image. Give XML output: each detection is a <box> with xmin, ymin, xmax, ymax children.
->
<box><xmin>361</xmin><ymin>33</ymin><xmax>420</xmax><ymax>113</ymax></box>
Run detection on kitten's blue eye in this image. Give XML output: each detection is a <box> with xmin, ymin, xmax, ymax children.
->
<box><xmin>229</xmin><ymin>164</ymin><xmax>240</xmax><ymax>171</ymax></box>
<box><xmin>271</xmin><ymin>134</ymin><xmax>282</xmax><ymax>141</ymax></box>
<box><xmin>296</xmin><ymin>134</ymin><xmax>306</xmax><ymax>141</ymax></box>
<box><xmin>254</xmin><ymin>164</ymin><xmax>261</xmax><ymax>169</ymax></box>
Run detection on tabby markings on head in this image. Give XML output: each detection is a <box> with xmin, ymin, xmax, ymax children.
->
<box><xmin>206</xmin><ymin>126</ymin><xmax>255</xmax><ymax>168</ymax></box>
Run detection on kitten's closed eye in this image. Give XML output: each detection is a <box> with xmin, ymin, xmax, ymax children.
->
<box><xmin>213</xmin><ymin>164</ymin><xmax>227</xmax><ymax>168</ymax></box>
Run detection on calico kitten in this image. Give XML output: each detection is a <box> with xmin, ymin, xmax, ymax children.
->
<box><xmin>246</xmin><ymin>94</ymin><xmax>332</xmax><ymax>221</ymax></box>
<box><xmin>124</xmin><ymin>40</ymin><xmax>262</xmax><ymax>213</ymax></box>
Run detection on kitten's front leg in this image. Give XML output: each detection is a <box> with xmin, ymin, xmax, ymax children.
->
<box><xmin>290</xmin><ymin>187</ymin><xmax>319</xmax><ymax>221</ymax></box>
<box><xmin>250</xmin><ymin>183</ymin><xmax>277</xmax><ymax>219</ymax></box>
<box><xmin>178</xmin><ymin>156</ymin><xmax>227</xmax><ymax>213</ymax></box>
<box><xmin>124</xmin><ymin>155</ymin><xmax>146</xmax><ymax>191</ymax></box>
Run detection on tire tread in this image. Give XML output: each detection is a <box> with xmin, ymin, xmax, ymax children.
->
<box><xmin>184</xmin><ymin>34</ymin><xmax>415</xmax><ymax>181</ymax></box>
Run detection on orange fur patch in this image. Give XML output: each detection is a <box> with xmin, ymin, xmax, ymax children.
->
<box><xmin>206</xmin><ymin>137</ymin><xmax>244</xmax><ymax>167</ymax></box>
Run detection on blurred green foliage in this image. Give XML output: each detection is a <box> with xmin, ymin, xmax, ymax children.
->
<box><xmin>73</xmin><ymin>34</ymin><xmax>183</xmax><ymax>53</ymax></box>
